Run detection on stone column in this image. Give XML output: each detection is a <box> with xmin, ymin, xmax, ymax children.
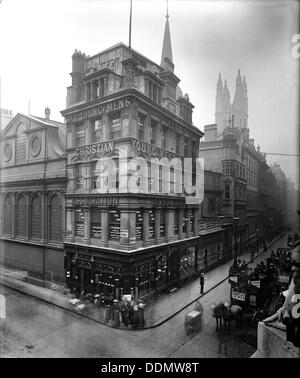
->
<box><xmin>101</xmin><ymin>209</ymin><xmax>109</xmax><ymax>247</ymax></box>
<box><xmin>165</xmin><ymin>209</ymin><xmax>174</xmax><ymax>242</ymax></box>
<box><xmin>154</xmin><ymin>209</ymin><xmax>161</xmax><ymax>244</ymax></box>
<box><xmin>83</xmin><ymin>208</ymin><xmax>91</xmax><ymax>244</ymax></box>
<box><xmin>26</xmin><ymin>192</ymin><xmax>30</xmax><ymax>240</ymax></box>
<box><xmin>192</xmin><ymin>208</ymin><xmax>199</xmax><ymax>237</ymax></box>
<box><xmin>120</xmin><ymin>209</ymin><xmax>136</xmax><ymax>249</ymax></box>
<box><xmin>143</xmin><ymin>209</ymin><xmax>150</xmax><ymax>247</ymax></box>
<box><xmin>178</xmin><ymin>208</ymin><xmax>184</xmax><ymax>239</ymax></box>
<box><xmin>12</xmin><ymin>193</ymin><xmax>16</xmax><ymax>238</ymax></box>
<box><xmin>40</xmin><ymin>192</ymin><xmax>47</xmax><ymax>242</ymax></box>
<box><xmin>185</xmin><ymin>210</ymin><xmax>191</xmax><ymax>238</ymax></box>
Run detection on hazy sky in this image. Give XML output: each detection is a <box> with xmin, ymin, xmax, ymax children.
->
<box><xmin>0</xmin><ymin>0</ymin><xmax>299</xmax><ymax>186</ymax></box>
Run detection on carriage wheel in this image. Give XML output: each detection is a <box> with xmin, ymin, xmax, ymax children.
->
<box><xmin>251</xmin><ymin>311</ymin><xmax>264</xmax><ymax>327</ymax></box>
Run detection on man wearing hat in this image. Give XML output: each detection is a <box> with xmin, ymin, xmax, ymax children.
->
<box><xmin>200</xmin><ymin>273</ymin><xmax>206</xmax><ymax>294</ymax></box>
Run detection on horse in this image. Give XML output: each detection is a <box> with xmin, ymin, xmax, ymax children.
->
<box><xmin>212</xmin><ymin>302</ymin><xmax>224</xmax><ymax>331</ymax></box>
<box><xmin>212</xmin><ymin>302</ymin><xmax>243</xmax><ymax>332</ymax></box>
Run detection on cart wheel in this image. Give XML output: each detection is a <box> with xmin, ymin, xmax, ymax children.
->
<box><xmin>251</xmin><ymin>311</ymin><xmax>264</xmax><ymax>326</ymax></box>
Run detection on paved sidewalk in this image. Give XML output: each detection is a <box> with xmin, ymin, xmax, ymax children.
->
<box><xmin>0</xmin><ymin>232</ymin><xmax>286</xmax><ymax>329</ymax></box>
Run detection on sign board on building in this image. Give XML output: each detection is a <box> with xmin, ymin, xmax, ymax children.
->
<box><xmin>229</xmin><ymin>276</ymin><xmax>238</xmax><ymax>284</ymax></box>
<box><xmin>279</xmin><ymin>275</ymin><xmax>289</xmax><ymax>284</ymax></box>
<box><xmin>250</xmin><ymin>280</ymin><xmax>261</xmax><ymax>289</ymax></box>
<box><xmin>232</xmin><ymin>291</ymin><xmax>246</xmax><ymax>302</ymax></box>
<box><xmin>74</xmin><ymin>141</ymin><xmax>114</xmax><ymax>159</ymax></box>
<box><xmin>65</xmin><ymin>98</ymin><xmax>131</xmax><ymax>123</ymax></box>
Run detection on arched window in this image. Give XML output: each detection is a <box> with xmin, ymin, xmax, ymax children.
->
<box><xmin>31</xmin><ymin>195</ymin><xmax>41</xmax><ymax>239</ymax></box>
<box><xmin>49</xmin><ymin>195</ymin><xmax>62</xmax><ymax>242</ymax></box>
<box><xmin>4</xmin><ymin>196</ymin><xmax>13</xmax><ymax>235</ymax></box>
<box><xmin>16</xmin><ymin>123</ymin><xmax>27</xmax><ymax>163</ymax></box>
<box><xmin>17</xmin><ymin>194</ymin><xmax>26</xmax><ymax>237</ymax></box>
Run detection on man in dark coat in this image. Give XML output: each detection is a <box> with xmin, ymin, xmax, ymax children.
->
<box><xmin>200</xmin><ymin>273</ymin><xmax>205</xmax><ymax>294</ymax></box>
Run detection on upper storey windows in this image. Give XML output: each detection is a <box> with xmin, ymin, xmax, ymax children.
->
<box><xmin>15</xmin><ymin>123</ymin><xmax>27</xmax><ymax>163</ymax></box>
<box><xmin>76</xmin><ymin>124</ymin><xmax>86</xmax><ymax>146</ymax></box>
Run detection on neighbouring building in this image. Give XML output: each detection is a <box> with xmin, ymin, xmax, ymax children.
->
<box><xmin>199</xmin><ymin>72</ymin><xmax>292</xmax><ymax>256</ymax></box>
<box><xmin>0</xmin><ymin>108</ymin><xmax>67</xmax><ymax>283</ymax></box>
<box><xmin>61</xmin><ymin>11</ymin><xmax>205</xmax><ymax>298</ymax></box>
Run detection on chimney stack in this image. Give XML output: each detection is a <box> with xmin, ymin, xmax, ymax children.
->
<box><xmin>204</xmin><ymin>124</ymin><xmax>218</xmax><ymax>142</ymax></box>
<box><xmin>45</xmin><ymin>107</ymin><xmax>50</xmax><ymax>120</ymax></box>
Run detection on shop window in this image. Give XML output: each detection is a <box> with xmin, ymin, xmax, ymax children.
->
<box><xmin>137</xmin><ymin>113</ymin><xmax>146</xmax><ymax>141</ymax></box>
<box><xmin>31</xmin><ymin>195</ymin><xmax>41</xmax><ymax>239</ymax></box>
<box><xmin>92</xmin><ymin>119</ymin><xmax>104</xmax><ymax>142</ymax></box>
<box><xmin>49</xmin><ymin>195</ymin><xmax>62</xmax><ymax>242</ymax></box>
<box><xmin>110</xmin><ymin>113</ymin><xmax>121</xmax><ymax>140</ymax></box>
<box><xmin>75</xmin><ymin>208</ymin><xmax>85</xmax><ymax>237</ymax></box>
<box><xmin>4</xmin><ymin>195</ymin><xmax>12</xmax><ymax>235</ymax></box>
<box><xmin>180</xmin><ymin>247</ymin><xmax>195</xmax><ymax>279</ymax></box>
<box><xmin>208</xmin><ymin>198</ymin><xmax>216</xmax><ymax>214</ymax></box>
<box><xmin>76</xmin><ymin>124</ymin><xmax>86</xmax><ymax>146</ymax></box>
<box><xmin>182</xmin><ymin>211</ymin><xmax>187</xmax><ymax>234</ymax></box>
<box><xmin>157</xmin><ymin>254</ymin><xmax>168</xmax><ymax>289</ymax></box>
<box><xmin>108</xmin><ymin>209</ymin><xmax>120</xmax><ymax>240</ymax></box>
<box><xmin>16</xmin><ymin>194</ymin><xmax>26</xmax><ymax>237</ymax></box>
<box><xmin>16</xmin><ymin>123</ymin><xmax>26</xmax><ymax>163</ymax></box>
<box><xmin>136</xmin><ymin>210</ymin><xmax>143</xmax><ymax>241</ymax></box>
<box><xmin>91</xmin><ymin>208</ymin><xmax>101</xmax><ymax>239</ymax></box>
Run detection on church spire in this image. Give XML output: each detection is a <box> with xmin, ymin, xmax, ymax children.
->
<box><xmin>161</xmin><ymin>0</ymin><xmax>173</xmax><ymax>70</ymax></box>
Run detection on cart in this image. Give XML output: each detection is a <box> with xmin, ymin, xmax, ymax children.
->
<box><xmin>184</xmin><ymin>310</ymin><xmax>203</xmax><ymax>335</ymax></box>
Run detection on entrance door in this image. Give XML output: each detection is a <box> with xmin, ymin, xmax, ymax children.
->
<box><xmin>79</xmin><ymin>269</ymin><xmax>92</xmax><ymax>294</ymax></box>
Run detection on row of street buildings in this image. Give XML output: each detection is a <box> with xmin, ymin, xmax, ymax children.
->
<box><xmin>0</xmin><ymin>12</ymin><xmax>298</xmax><ymax>299</ymax></box>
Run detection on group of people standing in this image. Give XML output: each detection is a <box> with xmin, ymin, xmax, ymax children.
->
<box><xmin>104</xmin><ymin>298</ymin><xmax>145</xmax><ymax>329</ymax></box>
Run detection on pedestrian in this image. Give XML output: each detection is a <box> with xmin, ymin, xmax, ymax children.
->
<box><xmin>200</xmin><ymin>273</ymin><xmax>205</xmax><ymax>294</ymax></box>
<box><xmin>121</xmin><ymin>303</ymin><xmax>130</xmax><ymax>328</ymax></box>
<box><xmin>133</xmin><ymin>304</ymin><xmax>139</xmax><ymax>328</ymax></box>
<box><xmin>104</xmin><ymin>304</ymin><xmax>112</xmax><ymax>323</ymax></box>
<box><xmin>111</xmin><ymin>299</ymin><xmax>120</xmax><ymax>328</ymax></box>
<box><xmin>128</xmin><ymin>301</ymin><xmax>134</xmax><ymax>325</ymax></box>
<box><xmin>138</xmin><ymin>303</ymin><xmax>145</xmax><ymax>328</ymax></box>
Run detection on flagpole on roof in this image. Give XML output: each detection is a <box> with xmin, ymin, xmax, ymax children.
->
<box><xmin>129</xmin><ymin>0</ymin><xmax>132</xmax><ymax>50</ymax></box>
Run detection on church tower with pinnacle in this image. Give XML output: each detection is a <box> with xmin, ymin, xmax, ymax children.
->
<box><xmin>215</xmin><ymin>69</ymin><xmax>248</xmax><ymax>134</ymax></box>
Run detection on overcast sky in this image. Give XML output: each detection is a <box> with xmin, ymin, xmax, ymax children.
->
<box><xmin>0</xmin><ymin>0</ymin><xmax>299</xmax><ymax>187</ymax></box>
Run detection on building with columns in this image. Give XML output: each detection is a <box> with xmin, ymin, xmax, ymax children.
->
<box><xmin>61</xmin><ymin>12</ymin><xmax>205</xmax><ymax>298</ymax></box>
<box><xmin>0</xmin><ymin>108</ymin><xmax>67</xmax><ymax>283</ymax></box>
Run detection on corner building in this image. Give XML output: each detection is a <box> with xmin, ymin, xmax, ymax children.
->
<box><xmin>62</xmin><ymin>15</ymin><xmax>204</xmax><ymax>298</ymax></box>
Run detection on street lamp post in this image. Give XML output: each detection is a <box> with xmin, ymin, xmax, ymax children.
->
<box><xmin>233</xmin><ymin>217</ymin><xmax>239</xmax><ymax>264</ymax></box>
<box><xmin>256</xmin><ymin>228</ymin><xmax>259</xmax><ymax>254</ymax></box>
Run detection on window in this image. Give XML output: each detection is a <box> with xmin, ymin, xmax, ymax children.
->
<box><xmin>136</xmin><ymin>210</ymin><xmax>143</xmax><ymax>241</ymax></box>
<box><xmin>75</xmin><ymin>208</ymin><xmax>85</xmax><ymax>237</ymax></box>
<box><xmin>225</xmin><ymin>184</ymin><xmax>230</xmax><ymax>199</ymax></box>
<box><xmin>49</xmin><ymin>195</ymin><xmax>62</xmax><ymax>242</ymax></box>
<box><xmin>208</xmin><ymin>198</ymin><xmax>216</xmax><ymax>214</ymax></box>
<box><xmin>76</xmin><ymin>124</ymin><xmax>86</xmax><ymax>146</ymax></box>
<box><xmin>170</xmin><ymin>168</ymin><xmax>175</xmax><ymax>194</ymax></box>
<box><xmin>110</xmin><ymin>113</ymin><xmax>121</xmax><ymax>140</ymax></box>
<box><xmin>16</xmin><ymin>195</ymin><xmax>26</xmax><ymax>237</ymax></box>
<box><xmin>16</xmin><ymin>123</ymin><xmax>26</xmax><ymax>163</ymax></box>
<box><xmin>174</xmin><ymin>211</ymin><xmax>179</xmax><ymax>235</ymax></box>
<box><xmin>90</xmin><ymin>209</ymin><xmax>101</xmax><ymax>239</ymax></box>
<box><xmin>109</xmin><ymin>209</ymin><xmax>120</xmax><ymax>240</ymax></box>
<box><xmin>76</xmin><ymin>164</ymin><xmax>85</xmax><ymax>189</ymax></box>
<box><xmin>150</xmin><ymin>119</ymin><xmax>158</xmax><ymax>145</ymax></box>
<box><xmin>149</xmin><ymin>210</ymin><xmax>155</xmax><ymax>239</ymax></box>
<box><xmin>4</xmin><ymin>196</ymin><xmax>12</xmax><ymax>235</ymax></box>
<box><xmin>137</xmin><ymin>113</ymin><xmax>145</xmax><ymax>141</ymax></box>
<box><xmin>161</xmin><ymin>126</ymin><xmax>167</xmax><ymax>149</ymax></box>
<box><xmin>160</xmin><ymin>210</ymin><xmax>165</xmax><ymax>237</ymax></box>
<box><xmin>31</xmin><ymin>195</ymin><xmax>41</xmax><ymax>239</ymax></box>
<box><xmin>92</xmin><ymin>119</ymin><xmax>104</xmax><ymax>142</ymax></box>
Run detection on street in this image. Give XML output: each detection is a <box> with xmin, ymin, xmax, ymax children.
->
<box><xmin>0</xmin><ymin>234</ymin><xmax>287</xmax><ymax>358</ymax></box>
